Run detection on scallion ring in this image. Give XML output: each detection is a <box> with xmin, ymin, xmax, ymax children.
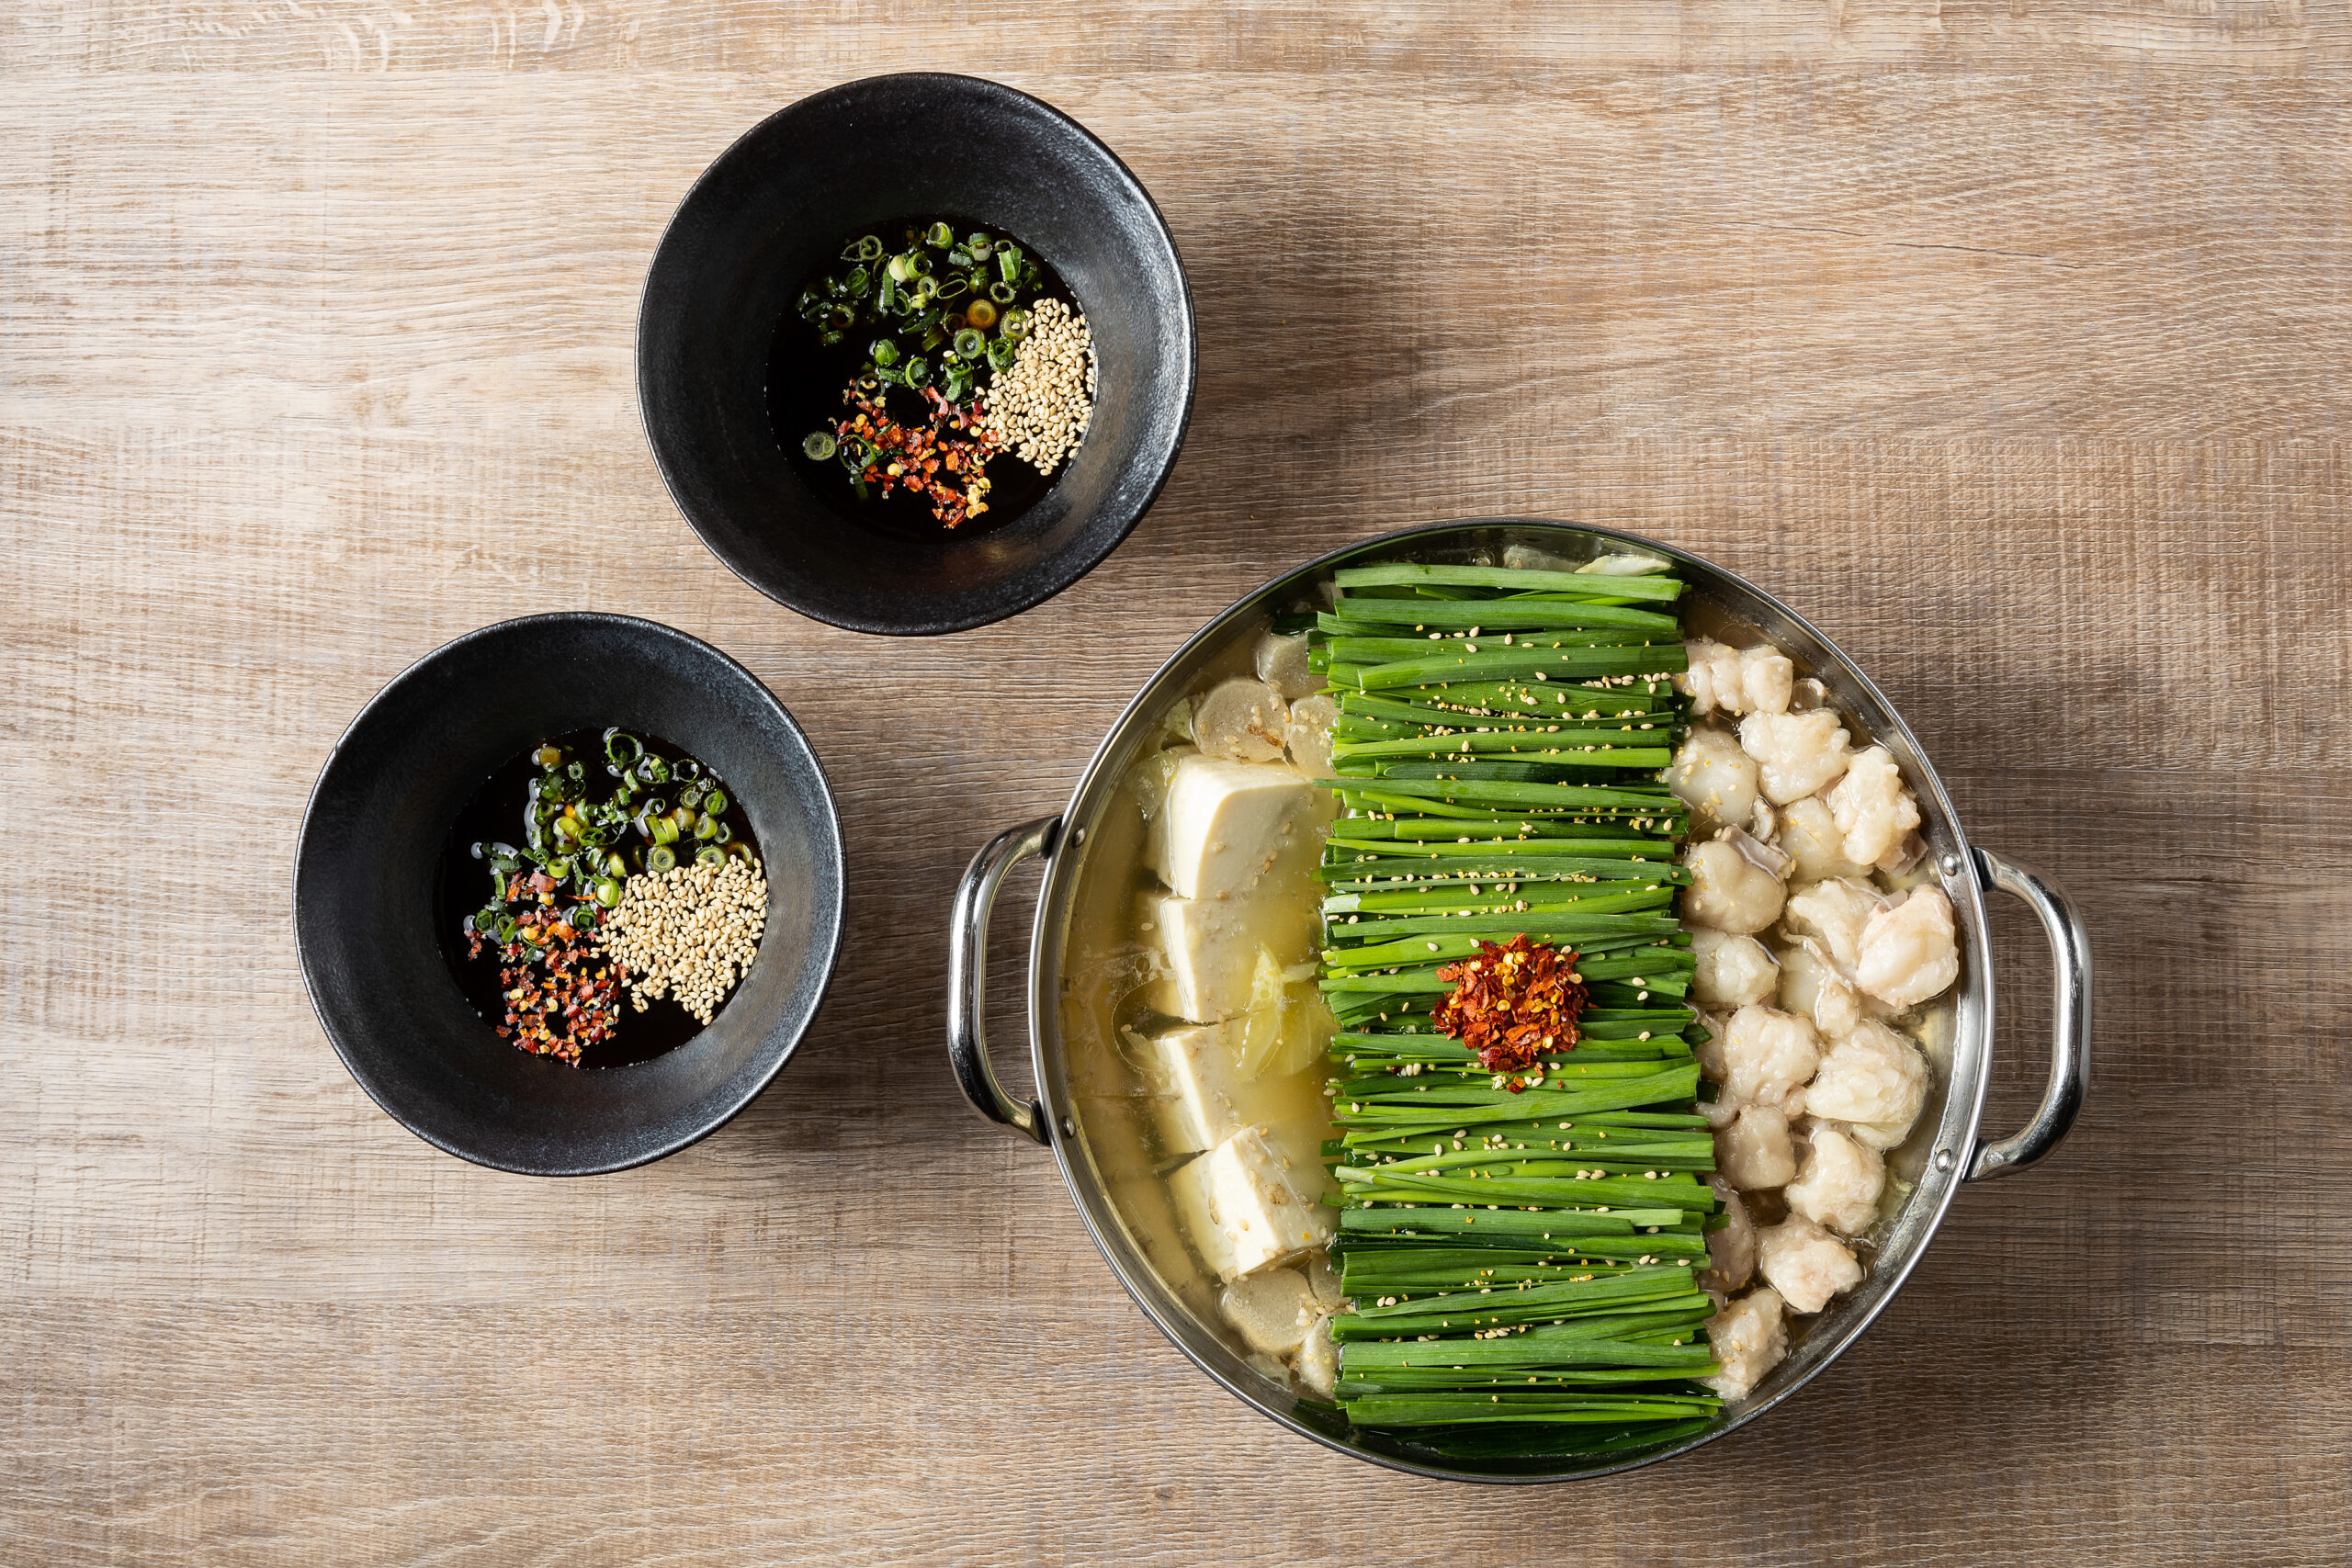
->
<box><xmin>963</xmin><ymin>299</ymin><xmax>998</xmax><ymax>330</ymax></box>
<box><xmin>953</xmin><ymin>328</ymin><xmax>985</xmax><ymax>360</ymax></box>
<box><xmin>701</xmin><ymin>789</ymin><xmax>728</xmax><ymax>815</ymax></box>
<box><xmin>695</xmin><ymin>847</ymin><xmax>728</xmax><ymax>867</ymax></box>
<box><xmin>924</xmin><ymin>220</ymin><xmax>954</xmax><ymax>248</ymax></box>
<box><xmin>646</xmin><ymin>845</ymin><xmax>677</xmax><ymax>874</ymax></box>
<box><xmin>803</xmin><ymin>431</ymin><xmax>837</xmax><ymax>461</ymax></box>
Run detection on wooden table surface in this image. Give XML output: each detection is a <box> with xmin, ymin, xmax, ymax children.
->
<box><xmin>7</xmin><ymin>5</ymin><xmax>2350</xmax><ymax>1564</ymax></box>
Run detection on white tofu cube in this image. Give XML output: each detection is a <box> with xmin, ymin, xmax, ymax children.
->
<box><xmin>1142</xmin><ymin>890</ymin><xmax>1305</xmax><ymax>1023</ymax></box>
<box><xmin>1147</xmin><ymin>754</ymin><xmax>1313</xmax><ymax>901</ymax></box>
<box><xmin>1139</xmin><ymin>1021</ymin><xmax>1332</xmax><ymax>1169</ymax></box>
<box><xmin>1168</xmin><ymin>1126</ymin><xmax>1336</xmax><ymax>1281</ymax></box>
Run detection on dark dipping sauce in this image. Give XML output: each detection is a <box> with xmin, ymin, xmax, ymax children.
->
<box><xmin>432</xmin><ymin>728</ymin><xmax>763</xmax><ymax>1069</ymax></box>
<box><xmin>764</xmin><ymin>215</ymin><xmax>1081</xmax><ymax>539</ymax></box>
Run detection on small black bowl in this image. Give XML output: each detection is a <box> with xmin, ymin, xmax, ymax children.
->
<box><xmin>294</xmin><ymin>615</ymin><xmax>845</xmax><ymax>1175</ymax></box>
<box><xmin>638</xmin><ymin>73</ymin><xmax>1196</xmax><ymax>636</ymax></box>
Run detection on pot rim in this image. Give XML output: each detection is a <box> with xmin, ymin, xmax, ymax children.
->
<box><xmin>1024</xmin><ymin>519</ymin><xmax>1995</xmax><ymax>1482</ymax></box>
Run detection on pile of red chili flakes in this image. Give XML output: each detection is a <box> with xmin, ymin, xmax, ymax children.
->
<box><xmin>832</xmin><ymin>385</ymin><xmax>1002</xmax><ymax>528</ymax></box>
<box><xmin>1431</xmin><ymin>934</ymin><xmax>1589</xmax><ymax>1080</ymax></box>
<box><xmin>464</xmin><ymin>873</ymin><xmax>623</xmax><ymax>1065</ymax></box>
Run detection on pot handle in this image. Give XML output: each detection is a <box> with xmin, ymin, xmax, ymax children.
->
<box><xmin>1962</xmin><ymin>847</ymin><xmax>2091</xmax><ymax>1180</ymax></box>
<box><xmin>947</xmin><ymin>815</ymin><xmax>1061</xmax><ymax>1145</ymax></box>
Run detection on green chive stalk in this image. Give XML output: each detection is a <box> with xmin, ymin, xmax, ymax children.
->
<box><xmin>1304</xmin><ymin>556</ymin><xmax>1720</xmax><ymax>1454</ymax></box>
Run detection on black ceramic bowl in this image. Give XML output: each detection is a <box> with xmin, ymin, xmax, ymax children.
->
<box><xmin>294</xmin><ymin>614</ymin><xmax>845</xmax><ymax>1175</ymax></box>
<box><xmin>638</xmin><ymin>73</ymin><xmax>1196</xmax><ymax>636</ymax></box>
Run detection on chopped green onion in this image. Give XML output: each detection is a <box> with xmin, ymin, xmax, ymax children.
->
<box><xmin>988</xmin><ymin>280</ymin><xmax>1017</xmax><ymax>305</ymax></box>
<box><xmin>803</xmin><ymin>431</ymin><xmax>837</xmax><ymax>461</ymax></box>
<box><xmin>701</xmin><ymin>789</ymin><xmax>728</xmax><ymax>815</ymax></box>
<box><xmin>967</xmin><ymin>231</ymin><xmax>993</xmax><ymax>257</ymax></box>
<box><xmin>594</xmin><ymin>877</ymin><xmax>621</xmax><ymax>908</ymax></box>
<box><xmin>953</xmin><ymin>328</ymin><xmax>985</xmax><ymax>360</ymax></box>
<box><xmin>996</xmin><ymin>244</ymin><xmax>1023</xmax><ymax>281</ymax></box>
<box><xmin>646</xmin><ymin>845</ymin><xmax>677</xmax><ymax>873</ymax></box>
<box><xmin>887</xmin><ymin>252</ymin><xmax>919</xmax><ymax>283</ymax></box>
<box><xmin>925</xmin><ymin>220</ymin><xmax>954</xmax><ymax>248</ymax></box>
<box><xmin>695</xmin><ymin>847</ymin><xmax>728</xmax><ymax>866</ymax></box>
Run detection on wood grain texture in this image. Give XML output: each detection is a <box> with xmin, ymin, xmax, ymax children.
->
<box><xmin>5</xmin><ymin>5</ymin><xmax>2350</xmax><ymax>1563</ymax></box>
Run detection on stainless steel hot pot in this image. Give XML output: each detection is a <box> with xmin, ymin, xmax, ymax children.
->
<box><xmin>946</xmin><ymin>520</ymin><xmax>2090</xmax><ymax>1483</ymax></box>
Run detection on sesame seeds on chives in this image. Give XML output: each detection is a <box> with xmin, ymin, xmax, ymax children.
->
<box><xmin>1309</xmin><ymin>557</ymin><xmax>1727</xmax><ymax>1445</ymax></box>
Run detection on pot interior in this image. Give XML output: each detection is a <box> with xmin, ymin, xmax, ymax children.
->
<box><xmin>1031</xmin><ymin>521</ymin><xmax>1992</xmax><ymax>1481</ymax></box>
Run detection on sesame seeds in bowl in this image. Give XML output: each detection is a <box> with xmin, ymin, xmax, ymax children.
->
<box><xmin>600</xmin><ymin>858</ymin><xmax>772</xmax><ymax>1025</ymax></box>
<box><xmin>982</xmin><ymin>298</ymin><xmax>1098</xmax><ymax>476</ymax></box>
